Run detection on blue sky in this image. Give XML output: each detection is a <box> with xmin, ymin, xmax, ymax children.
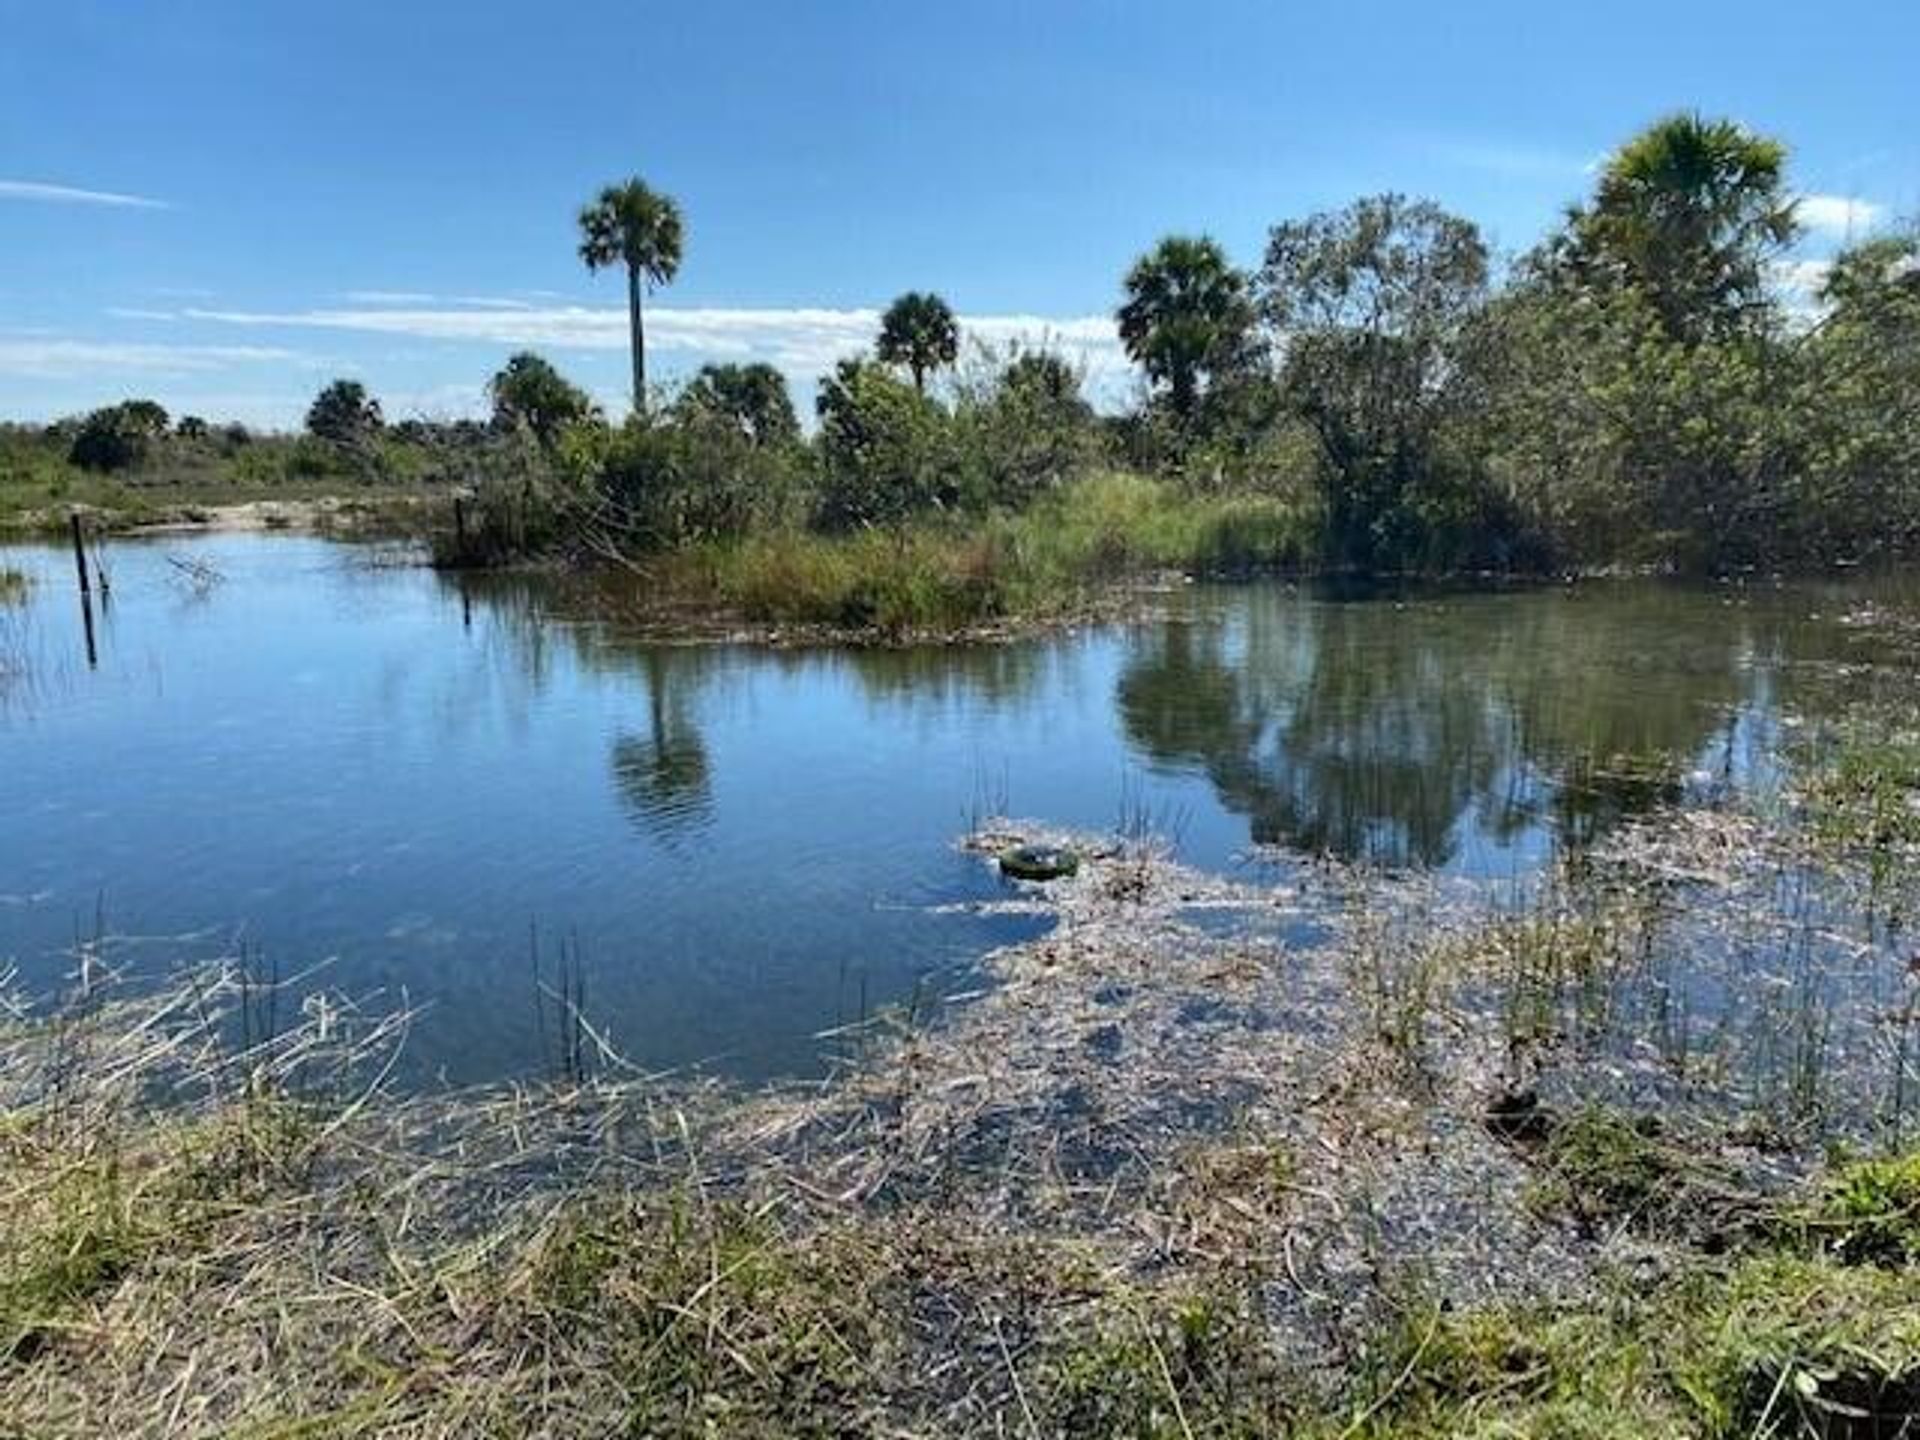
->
<box><xmin>2</xmin><ymin>0</ymin><xmax>1915</xmax><ymax>427</ymax></box>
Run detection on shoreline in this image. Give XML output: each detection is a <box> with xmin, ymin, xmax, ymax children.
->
<box><xmin>6</xmin><ymin>758</ymin><xmax>1920</xmax><ymax>1432</ymax></box>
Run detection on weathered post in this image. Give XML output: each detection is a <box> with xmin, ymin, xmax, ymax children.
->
<box><xmin>453</xmin><ymin>494</ymin><xmax>470</xmax><ymax>562</ymax></box>
<box><xmin>69</xmin><ymin>512</ymin><xmax>91</xmax><ymax>596</ymax></box>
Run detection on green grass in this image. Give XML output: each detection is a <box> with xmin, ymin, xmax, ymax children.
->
<box><xmin>665</xmin><ymin>472</ymin><xmax>1317</xmax><ymax>634</ymax></box>
<box><xmin>1801</xmin><ymin>724</ymin><xmax>1920</xmax><ymax>852</ymax></box>
<box><xmin>0</xmin><ymin>1096</ymin><xmax>313</xmax><ymax>1361</ymax></box>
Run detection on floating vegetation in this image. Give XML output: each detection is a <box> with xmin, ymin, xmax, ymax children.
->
<box><xmin>0</xmin><ymin>566</ymin><xmax>26</xmax><ymax>605</ymax></box>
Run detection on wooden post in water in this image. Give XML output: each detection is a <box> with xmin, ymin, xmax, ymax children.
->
<box><xmin>69</xmin><ymin>512</ymin><xmax>91</xmax><ymax>596</ymax></box>
<box><xmin>453</xmin><ymin>494</ymin><xmax>469</xmax><ymax>563</ymax></box>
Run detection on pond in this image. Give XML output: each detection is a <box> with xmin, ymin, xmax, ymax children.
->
<box><xmin>2</xmin><ymin>533</ymin><xmax>1913</xmax><ymax>1086</ymax></box>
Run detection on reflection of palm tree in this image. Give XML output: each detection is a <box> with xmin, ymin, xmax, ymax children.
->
<box><xmin>611</xmin><ymin>655</ymin><xmax>713</xmax><ymax>839</ymax></box>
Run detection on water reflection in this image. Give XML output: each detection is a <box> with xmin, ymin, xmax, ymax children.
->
<box><xmin>610</xmin><ymin>655</ymin><xmax>714</xmax><ymax>838</ymax></box>
<box><xmin>1117</xmin><ymin>586</ymin><xmax>1774</xmax><ymax>868</ymax></box>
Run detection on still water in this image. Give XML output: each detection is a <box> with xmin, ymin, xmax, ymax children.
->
<box><xmin>1</xmin><ymin>535</ymin><xmax>1909</xmax><ymax>1085</ymax></box>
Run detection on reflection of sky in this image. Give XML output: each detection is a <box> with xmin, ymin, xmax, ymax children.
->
<box><xmin>3</xmin><ymin>537</ymin><xmax>1915</xmax><ymax>1087</ymax></box>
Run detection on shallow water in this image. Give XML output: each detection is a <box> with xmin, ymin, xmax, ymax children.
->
<box><xmin>2</xmin><ymin>534</ymin><xmax>1914</xmax><ymax>1085</ymax></box>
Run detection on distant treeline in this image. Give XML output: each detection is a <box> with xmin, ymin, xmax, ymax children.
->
<box><xmin>10</xmin><ymin>112</ymin><xmax>1917</xmax><ymax>576</ymax></box>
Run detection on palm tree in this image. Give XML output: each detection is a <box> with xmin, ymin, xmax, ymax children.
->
<box><xmin>578</xmin><ymin>178</ymin><xmax>685</xmax><ymax>418</ymax></box>
<box><xmin>1572</xmin><ymin>113</ymin><xmax>1798</xmax><ymax>341</ymax></box>
<box><xmin>1116</xmin><ymin>236</ymin><xmax>1255</xmax><ymax>423</ymax></box>
<box><xmin>876</xmin><ymin>292</ymin><xmax>959</xmax><ymax>394</ymax></box>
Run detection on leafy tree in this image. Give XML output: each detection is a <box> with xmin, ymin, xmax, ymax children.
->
<box><xmin>876</xmin><ymin>292</ymin><xmax>960</xmax><ymax>394</ymax></box>
<box><xmin>488</xmin><ymin>352</ymin><xmax>598</xmax><ymax>444</ymax></box>
<box><xmin>1561</xmin><ymin>113</ymin><xmax>1798</xmax><ymax>342</ymax></box>
<box><xmin>68</xmin><ymin>402</ymin><xmax>165</xmax><ymax>472</ymax></box>
<box><xmin>1258</xmin><ymin>195</ymin><xmax>1491</xmax><ymax>568</ymax></box>
<box><xmin>1002</xmin><ymin>351</ymin><xmax>1084</xmax><ymax>406</ymax></box>
<box><xmin>175</xmin><ymin>414</ymin><xmax>209</xmax><ymax>440</ymax></box>
<box><xmin>1791</xmin><ymin>228</ymin><xmax>1920</xmax><ymax>555</ymax></box>
<box><xmin>954</xmin><ymin>348</ymin><xmax>1096</xmax><ymax>507</ymax></box>
<box><xmin>1116</xmin><ymin>236</ymin><xmax>1258</xmax><ymax>425</ymax></box>
<box><xmin>578</xmin><ymin>177</ymin><xmax>684</xmax><ymax>418</ymax></box>
<box><xmin>815</xmin><ymin>358</ymin><xmax>950</xmax><ymax>528</ymax></box>
<box><xmin>306</xmin><ymin>379</ymin><xmax>383</xmax><ymax>445</ymax></box>
<box><xmin>120</xmin><ymin>399</ymin><xmax>169</xmax><ymax>433</ymax></box>
<box><xmin>674</xmin><ymin>362</ymin><xmax>800</xmax><ymax>446</ymax></box>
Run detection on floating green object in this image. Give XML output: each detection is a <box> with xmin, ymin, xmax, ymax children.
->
<box><xmin>998</xmin><ymin>843</ymin><xmax>1080</xmax><ymax>881</ymax></box>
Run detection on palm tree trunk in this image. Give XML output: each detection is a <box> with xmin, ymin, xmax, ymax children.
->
<box><xmin>627</xmin><ymin>264</ymin><xmax>646</xmax><ymax>419</ymax></box>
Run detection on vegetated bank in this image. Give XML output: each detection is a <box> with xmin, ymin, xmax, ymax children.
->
<box><xmin>7</xmin><ymin>671</ymin><xmax>1920</xmax><ymax>1436</ymax></box>
<box><xmin>8</xmin><ymin>112</ymin><xmax>1915</xmax><ymax>633</ymax></box>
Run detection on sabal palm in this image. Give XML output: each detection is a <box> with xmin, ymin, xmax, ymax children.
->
<box><xmin>1116</xmin><ymin>236</ymin><xmax>1253</xmax><ymax>422</ymax></box>
<box><xmin>876</xmin><ymin>292</ymin><xmax>959</xmax><ymax>394</ymax></box>
<box><xmin>579</xmin><ymin>178</ymin><xmax>685</xmax><ymax>416</ymax></box>
<box><xmin>1578</xmin><ymin>113</ymin><xmax>1798</xmax><ymax>340</ymax></box>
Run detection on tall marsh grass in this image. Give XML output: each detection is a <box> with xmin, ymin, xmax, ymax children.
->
<box><xmin>669</xmin><ymin>472</ymin><xmax>1316</xmax><ymax>633</ymax></box>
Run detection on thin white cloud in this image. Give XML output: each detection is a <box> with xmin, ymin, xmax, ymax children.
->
<box><xmin>342</xmin><ymin>290</ymin><xmax>541</xmax><ymax>310</ymax></box>
<box><xmin>1797</xmin><ymin>193</ymin><xmax>1884</xmax><ymax>237</ymax></box>
<box><xmin>178</xmin><ymin>302</ymin><xmax>1129</xmax><ymax>383</ymax></box>
<box><xmin>0</xmin><ymin>339</ymin><xmax>304</xmax><ymax>381</ymax></box>
<box><xmin>341</xmin><ymin>290</ymin><xmax>442</xmax><ymax>306</ymax></box>
<box><xmin>0</xmin><ymin>179</ymin><xmax>171</xmax><ymax>210</ymax></box>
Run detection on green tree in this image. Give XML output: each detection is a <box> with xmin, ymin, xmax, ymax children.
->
<box><xmin>674</xmin><ymin>362</ymin><xmax>800</xmax><ymax>445</ymax></box>
<box><xmin>1258</xmin><ymin>195</ymin><xmax>1491</xmax><ymax>568</ymax></box>
<box><xmin>119</xmin><ymin>399</ymin><xmax>169</xmax><ymax>434</ymax></box>
<box><xmin>954</xmin><ymin>348</ymin><xmax>1095</xmax><ymax>507</ymax></box>
<box><xmin>876</xmin><ymin>292</ymin><xmax>960</xmax><ymax>394</ymax></box>
<box><xmin>1563</xmin><ymin>113</ymin><xmax>1798</xmax><ymax>342</ymax></box>
<box><xmin>68</xmin><ymin>403</ymin><xmax>163</xmax><ymax>473</ymax></box>
<box><xmin>306</xmin><ymin>379</ymin><xmax>383</xmax><ymax>445</ymax></box>
<box><xmin>488</xmin><ymin>352</ymin><xmax>598</xmax><ymax>444</ymax></box>
<box><xmin>815</xmin><ymin>357</ymin><xmax>950</xmax><ymax>528</ymax></box>
<box><xmin>578</xmin><ymin>177</ymin><xmax>684</xmax><ymax>418</ymax></box>
<box><xmin>1792</xmin><ymin>228</ymin><xmax>1920</xmax><ymax>556</ymax></box>
<box><xmin>1116</xmin><ymin>236</ymin><xmax>1257</xmax><ymax>425</ymax></box>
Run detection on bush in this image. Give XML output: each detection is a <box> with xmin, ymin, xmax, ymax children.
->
<box><xmin>68</xmin><ymin>404</ymin><xmax>162</xmax><ymax>473</ymax></box>
<box><xmin>814</xmin><ymin>358</ymin><xmax>953</xmax><ymax>529</ymax></box>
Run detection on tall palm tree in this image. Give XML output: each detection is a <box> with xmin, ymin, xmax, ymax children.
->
<box><xmin>876</xmin><ymin>291</ymin><xmax>959</xmax><ymax>394</ymax></box>
<box><xmin>1116</xmin><ymin>236</ymin><xmax>1255</xmax><ymax>424</ymax></box>
<box><xmin>578</xmin><ymin>178</ymin><xmax>685</xmax><ymax>417</ymax></box>
<box><xmin>1572</xmin><ymin>113</ymin><xmax>1798</xmax><ymax>341</ymax></box>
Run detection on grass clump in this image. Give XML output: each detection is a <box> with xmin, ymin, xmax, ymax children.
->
<box><xmin>519</xmin><ymin>1194</ymin><xmax>905</xmax><ymax>1437</ymax></box>
<box><xmin>0</xmin><ymin>567</ymin><xmax>27</xmax><ymax>605</ymax></box>
<box><xmin>1327</xmin><ymin>1255</ymin><xmax>1920</xmax><ymax>1439</ymax></box>
<box><xmin>0</xmin><ymin>1090</ymin><xmax>314</xmax><ymax>1362</ymax></box>
<box><xmin>667</xmin><ymin>472</ymin><xmax>1316</xmax><ymax>635</ymax></box>
<box><xmin>1803</xmin><ymin>727</ymin><xmax>1920</xmax><ymax>855</ymax></box>
<box><xmin>1803</xmin><ymin>1150</ymin><xmax>1920</xmax><ymax>1266</ymax></box>
<box><xmin>1026</xmin><ymin>1289</ymin><xmax>1295</xmax><ymax>1439</ymax></box>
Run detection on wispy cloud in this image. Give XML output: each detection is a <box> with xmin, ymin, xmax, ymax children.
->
<box><xmin>1796</xmin><ymin>193</ymin><xmax>1884</xmax><ymax>238</ymax></box>
<box><xmin>0</xmin><ymin>339</ymin><xmax>303</xmax><ymax>381</ymax></box>
<box><xmin>339</xmin><ymin>290</ymin><xmax>540</xmax><ymax>310</ymax></box>
<box><xmin>0</xmin><ymin>179</ymin><xmax>171</xmax><ymax>210</ymax></box>
<box><xmin>178</xmin><ymin>302</ymin><xmax>1128</xmax><ymax>382</ymax></box>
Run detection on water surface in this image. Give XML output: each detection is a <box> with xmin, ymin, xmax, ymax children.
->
<box><xmin>2</xmin><ymin>535</ymin><xmax>1910</xmax><ymax>1085</ymax></box>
